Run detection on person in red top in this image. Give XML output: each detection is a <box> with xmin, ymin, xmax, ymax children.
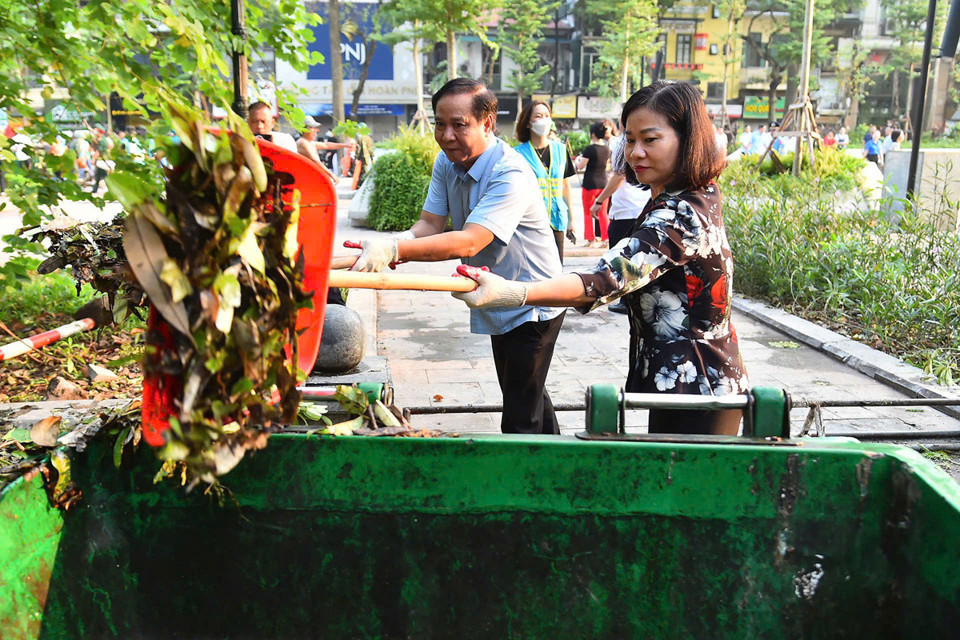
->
<box><xmin>823</xmin><ymin>130</ymin><xmax>836</xmax><ymax>147</ymax></box>
<box><xmin>575</xmin><ymin>121</ymin><xmax>613</xmax><ymax>247</ymax></box>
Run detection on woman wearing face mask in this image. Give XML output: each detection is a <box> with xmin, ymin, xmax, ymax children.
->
<box><xmin>457</xmin><ymin>81</ymin><xmax>747</xmax><ymax>435</ymax></box>
<box><xmin>515</xmin><ymin>101</ymin><xmax>577</xmax><ymax>263</ymax></box>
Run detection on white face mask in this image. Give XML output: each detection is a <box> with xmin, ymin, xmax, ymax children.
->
<box><xmin>530</xmin><ymin>118</ymin><xmax>552</xmax><ymax>137</ymax></box>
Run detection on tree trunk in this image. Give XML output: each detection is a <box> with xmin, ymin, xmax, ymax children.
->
<box><xmin>351</xmin><ymin>39</ymin><xmax>377</xmax><ymax>117</ymax></box>
<box><xmin>329</xmin><ymin>0</ymin><xmax>345</xmax><ymax>125</ymax></box>
<box><xmin>447</xmin><ymin>30</ymin><xmax>457</xmax><ymax>80</ymax></box>
<box><xmin>620</xmin><ymin>49</ymin><xmax>629</xmax><ymax>104</ymax></box>
<box><xmin>783</xmin><ymin>63</ymin><xmax>799</xmax><ymax>124</ymax></box>
<box><xmin>904</xmin><ymin>63</ymin><xmax>915</xmax><ymax>134</ymax></box>
<box><xmin>845</xmin><ymin>95</ymin><xmax>860</xmax><ymax>130</ymax></box>
<box><xmin>767</xmin><ymin>71</ymin><xmax>780</xmax><ymax>125</ymax></box>
<box><xmin>720</xmin><ymin>8</ymin><xmax>736</xmax><ymax>130</ymax></box>
<box><xmin>891</xmin><ymin>67</ymin><xmax>900</xmax><ymax>117</ymax></box>
<box><xmin>516</xmin><ymin>66</ymin><xmax>523</xmax><ymax>116</ymax></box>
<box><xmin>551</xmin><ymin>7</ymin><xmax>560</xmax><ymax>100</ymax></box>
<box><xmin>412</xmin><ymin>33</ymin><xmax>426</xmax><ymax>132</ymax></box>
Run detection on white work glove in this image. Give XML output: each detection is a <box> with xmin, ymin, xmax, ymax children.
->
<box><xmin>349</xmin><ymin>231</ymin><xmax>415</xmax><ymax>272</ymax></box>
<box><xmin>451</xmin><ymin>265</ymin><xmax>528</xmax><ymax>309</ymax></box>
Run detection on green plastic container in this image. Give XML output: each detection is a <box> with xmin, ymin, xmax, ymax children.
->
<box><xmin>4</xmin><ymin>434</ymin><xmax>960</xmax><ymax>638</ymax></box>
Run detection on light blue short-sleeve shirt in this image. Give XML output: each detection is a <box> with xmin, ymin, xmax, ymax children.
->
<box><xmin>422</xmin><ymin>137</ymin><xmax>563</xmax><ymax>335</ymax></box>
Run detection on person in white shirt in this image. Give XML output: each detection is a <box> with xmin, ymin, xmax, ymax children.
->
<box><xmin>881</xmin><ymin>126</ymin><xmax>896</xmax><ymax>154</ymax></box>
<box><xmin>738</xmin><ymin>125</ymin><xmax>753</xmax><ymax>154</ymax></box>
<box><xmin>755</xmin><ymin>124</ymin><xmax>773</xmax><ymax>155</ymax></box>
<box><xmin>714</xmin><ymin>124</ymin><xmax>728</xmax><ymax>155</ymax></box>
<box><xmin>836</xmin><ymin>126</ymin><xmax>849</xmax><ymax>150</ymax></box>
<box><xmin>247</xmin><ymin>101</ymin><xmax>297</xmax><ymax>153</ymax></box>
<box><xmin>586</xmin><ymin>136</ymin><xmax>651</xmax><ymax>314</ymax></box>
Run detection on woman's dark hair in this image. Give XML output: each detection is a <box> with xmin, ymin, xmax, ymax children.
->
<box><xmin>432</xmin><ymin>78</ymin><xmax>498</xmax><ymax>123</ymax></box>
<box><xmin>589</xmin><ymin>120</ymin><xmax>607</xmax><ymax>139</ymax></box>
<box><xmin>515</xmin><ymin>100</ymin><xmax>550</xmax><ymax>143</ymax></box>
<box><xmin>620</xmin><ymin>81</ymin><xmax>724</xmax><ymax>190</ymax></box>
<box><xmin>891</xmin><ymin>129</ymin><xmax>902</xmax><ymax>143</ymax></box>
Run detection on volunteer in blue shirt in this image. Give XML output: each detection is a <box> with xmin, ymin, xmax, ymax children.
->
<box><xmin>514</xmin><ymin>101</ymin><xmax>577</xmax><ymax>263</ymax></box>
<box><xmin>349</xmin><ymin>79</ymin><xmax>565</xmax><ymax>435</ymax></box>
<box><xmin>863</xmin><ymin>129</ymin><xmax>884</xmax><ymax>167</ymax></box>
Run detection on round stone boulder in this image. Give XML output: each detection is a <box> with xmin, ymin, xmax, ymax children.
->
<box><xmin>313</xmin><ymin>304</ymin><xmax>366</xmax><ymax>373</ymax></box>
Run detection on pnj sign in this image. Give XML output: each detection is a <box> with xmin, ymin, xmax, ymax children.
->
<box><xmin>308</xmin><ymin>3</ymin><xmax>393</xmax><ymax>81</ymax></box>
<box><xmin>342</xmin><ymin>41</ymin><xmax>366</xmax><ymax>66</ymax></box>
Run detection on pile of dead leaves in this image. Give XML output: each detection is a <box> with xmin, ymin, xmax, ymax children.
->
<box><xmin>34</xmin><ymin>221</ymin><xmax>142</xmax><ymax>321</ymax></box>
<box><xmin>112</xmin><ymin>100</ymin><xmax>310</xmax><ymax>485</ymax></box>
<box><xmin>0</xmin><ymin>315</ymin><xmax>143</xmax><ymax>403</ymax></box>
<box><xmin>0</xmin><ymin>400</ymin><xmax>140</xmax><ymax>499</ymax></box>
<box><xmin>304</xmin><ymin>385</ymin><xmax>454</xmax><ymax>439</ymax></box>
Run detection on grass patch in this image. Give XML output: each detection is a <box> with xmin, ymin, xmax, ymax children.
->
<box><xmin>0</xmin><ymin>270</ymin><xmax>145</xmax><ymax>402</ymax></box>
<box><xmin>0</xmin><ymin>268</ymin><xmax>102</xmax><ymax>329</ymax></box>
<box><xmin>721</xmin><ymin>162</ymin><xmax>960</xmax><ymax>386</ymax></box>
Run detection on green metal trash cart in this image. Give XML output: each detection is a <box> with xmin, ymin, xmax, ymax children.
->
<box><xmin>3</xmin><ymin>386</ymin><xmax>960</xmax><ymax>638</ymax></box>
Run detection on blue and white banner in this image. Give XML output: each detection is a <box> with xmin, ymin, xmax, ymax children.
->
<box><xmin>308</xmin><ymin>4</ymin><xmax>393</xmax><ymax>81</ymax></box>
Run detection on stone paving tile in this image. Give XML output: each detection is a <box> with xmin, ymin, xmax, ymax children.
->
<box><xmin>377</xmin><ymin>255</ymin><xmax>960</xmax><ymax>436</ymax></box>
<box><xmin>401</xmin><ymin>382</ymin><xmax>487</xmax><ymax>407</ymax></box>
<box><xmin>426</xmin><ymin>368</ymin><xmax>489</xmax><ymax>384</ymax></box>
<box><xmin>411</xmin><ymin>413</ymin><xmax>500</xmax><ymax>434</ymax></box>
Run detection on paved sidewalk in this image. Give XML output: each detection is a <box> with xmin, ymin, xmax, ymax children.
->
<box><xmin>368</xmin><ymin>256</ymin><xmax>960</xmax><ymax>436</ymax></box>
<box><xmin>331</xmin><ymin>188</ymin><xmax>960</xmax><ymax>437</ymax></box>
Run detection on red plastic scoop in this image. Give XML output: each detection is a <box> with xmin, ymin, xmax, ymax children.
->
<box><xmin>140</xmin><ymin>136</ymin><xmax>337</xmax><ymax>445</ymax></box>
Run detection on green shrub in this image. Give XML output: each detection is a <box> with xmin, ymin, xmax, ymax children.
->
<box><xmin>367</xmin><ymin>153</ymin><xmax>432</xmax><ymax>231</ymax></box>
<box><xmin>0</xmin><ymin>269</ymin><xmax>98</xmax><ymax>328</ymax></box>
<box><xmin>366</xmin><ymin>127</ymin><xmax>439</xmax><ymax>231</ymax></box>
<box><xmin>721</xmin><ymin>148</ymin><xmax>866</xmax><ymax>193</ymax></box>
<box><xmin>388</xmin><ymin>124</ymin><xmax>440</xmax><ymax>173</ymax></box>
<box><xmin>499</xmin><ymin>133</ymin><xmax>520</xmax><ymax>147</ymax></box>
<box><xmin>722</xmin><ymin>169</ymin><xmax>960</xmax><ymax>385</ymax></box>
<box><xmin>562</xmin><ymin>130</ymin><xmax>590</xmax><ymax>156</ymax></box>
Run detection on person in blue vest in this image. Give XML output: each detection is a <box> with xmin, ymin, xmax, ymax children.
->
<box><xmin>514</xmin><ymin>101</ymin><xmax>577</xmax><ymax>263</ymax></box>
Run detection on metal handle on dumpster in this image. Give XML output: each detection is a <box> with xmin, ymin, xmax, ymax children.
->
<box><xmin>585</xmin><ymin>385</ymin><xmax>791</xmax><ymax>438</ymax></box>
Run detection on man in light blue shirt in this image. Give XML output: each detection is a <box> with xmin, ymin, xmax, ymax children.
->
<box><xmin>350</xmin><ymin>78</ymin><xmax>564</xmax><ymax>434</ymax></box>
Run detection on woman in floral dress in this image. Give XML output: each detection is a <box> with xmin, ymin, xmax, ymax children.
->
<box><xmin>452</xmin><ymin>81</ymin><xmax>747</xmax><ymax>435</ymax></box>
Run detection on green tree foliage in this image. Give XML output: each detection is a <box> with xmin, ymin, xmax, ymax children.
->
<box><xmin>376</xmin><ymin>3</ymin><xmax>444</xmax><ymax>126</ymax></box>
<box><xmin>0</xmin><ymin>0</ymin><xmax>320</xmax><ymax>289</ymax></box>
<box><xmin>879</xmin><ymin>0</ymin><xmax>950</xmax><ymax>122</ymax></box>
<box><xmin>500</xmin><ymin>0</ymin><xmax>559</xmax><ymax>111</ymax></box>
<box><xmin>741</xmin><ymin>0</ymin><xmax>858</xmax><ymax>120</ymax></box>
<box><xmin>586</xmin><ymin>0</ymin><xmax>661</xmax><ymax>102</ymax></box>
<box><xmin>835</xmin><ymin>40</ymin><xmax>878</xmax><ymax>128</ymax></box>
<box><xmin>379</xmin><ymin>0</ymin><xmax>499</xmax><ymax>86</ymax></box>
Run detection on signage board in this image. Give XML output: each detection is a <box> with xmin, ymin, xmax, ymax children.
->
<box><xmin>532</xmin><ymin>94</ymin><xmax>577</xmax><ymax>119</ymax></box>
<box><xmin>705</xmin><ymin>103</ymin><xmax>743</xmax><ymax>118</ymax></box>
<box><xmin>308</xmin><ymin>5</ymin><xmax>393</xmax><ymax>81</ymax></box>
<box><xmin>743</xmin><ymin>96</ymin><xmax>785</xmax><ymax>119</ymax></box>
<box><xmin>576</xmin><ymin>95</ymin><xmax>621</xmax><ymax>120</ymax></box>
<box><xmin>305</xmin><ymin>103</ymin><xmax>406</xmax><ymax>117</ymax></box>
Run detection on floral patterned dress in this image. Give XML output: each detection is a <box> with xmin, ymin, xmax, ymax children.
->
<box><xmin>577</xmin><ymin>183</ymin><xmax>748</xmax><ymax>396</ymax></box>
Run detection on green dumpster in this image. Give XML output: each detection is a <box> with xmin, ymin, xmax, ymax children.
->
<box><xmin>3</xmin><ymin>433</ymin><xmax>960</xmax><ymax>638</ymax></box>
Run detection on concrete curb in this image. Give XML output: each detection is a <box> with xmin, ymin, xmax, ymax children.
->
<box><xmin>734</xmin><ymin>296</ymin><xmax>960</xmax><ymax>419</ymax></box>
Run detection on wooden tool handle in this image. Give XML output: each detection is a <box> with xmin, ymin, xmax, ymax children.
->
<box><xmin>330</xmin><ymin>255</ymin><xmax>358</xmax><ymax>270</ymax></box>
<box><xmin>327</xmin><ymin>270</ymin><xmax>477</xmax><ymax>292</ymax></box>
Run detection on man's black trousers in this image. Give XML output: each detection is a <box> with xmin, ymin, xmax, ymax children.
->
<box><xmin>489</xmin><ymin>312</ymin><xmax>565</xmax><ymax>435</ymax></box>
